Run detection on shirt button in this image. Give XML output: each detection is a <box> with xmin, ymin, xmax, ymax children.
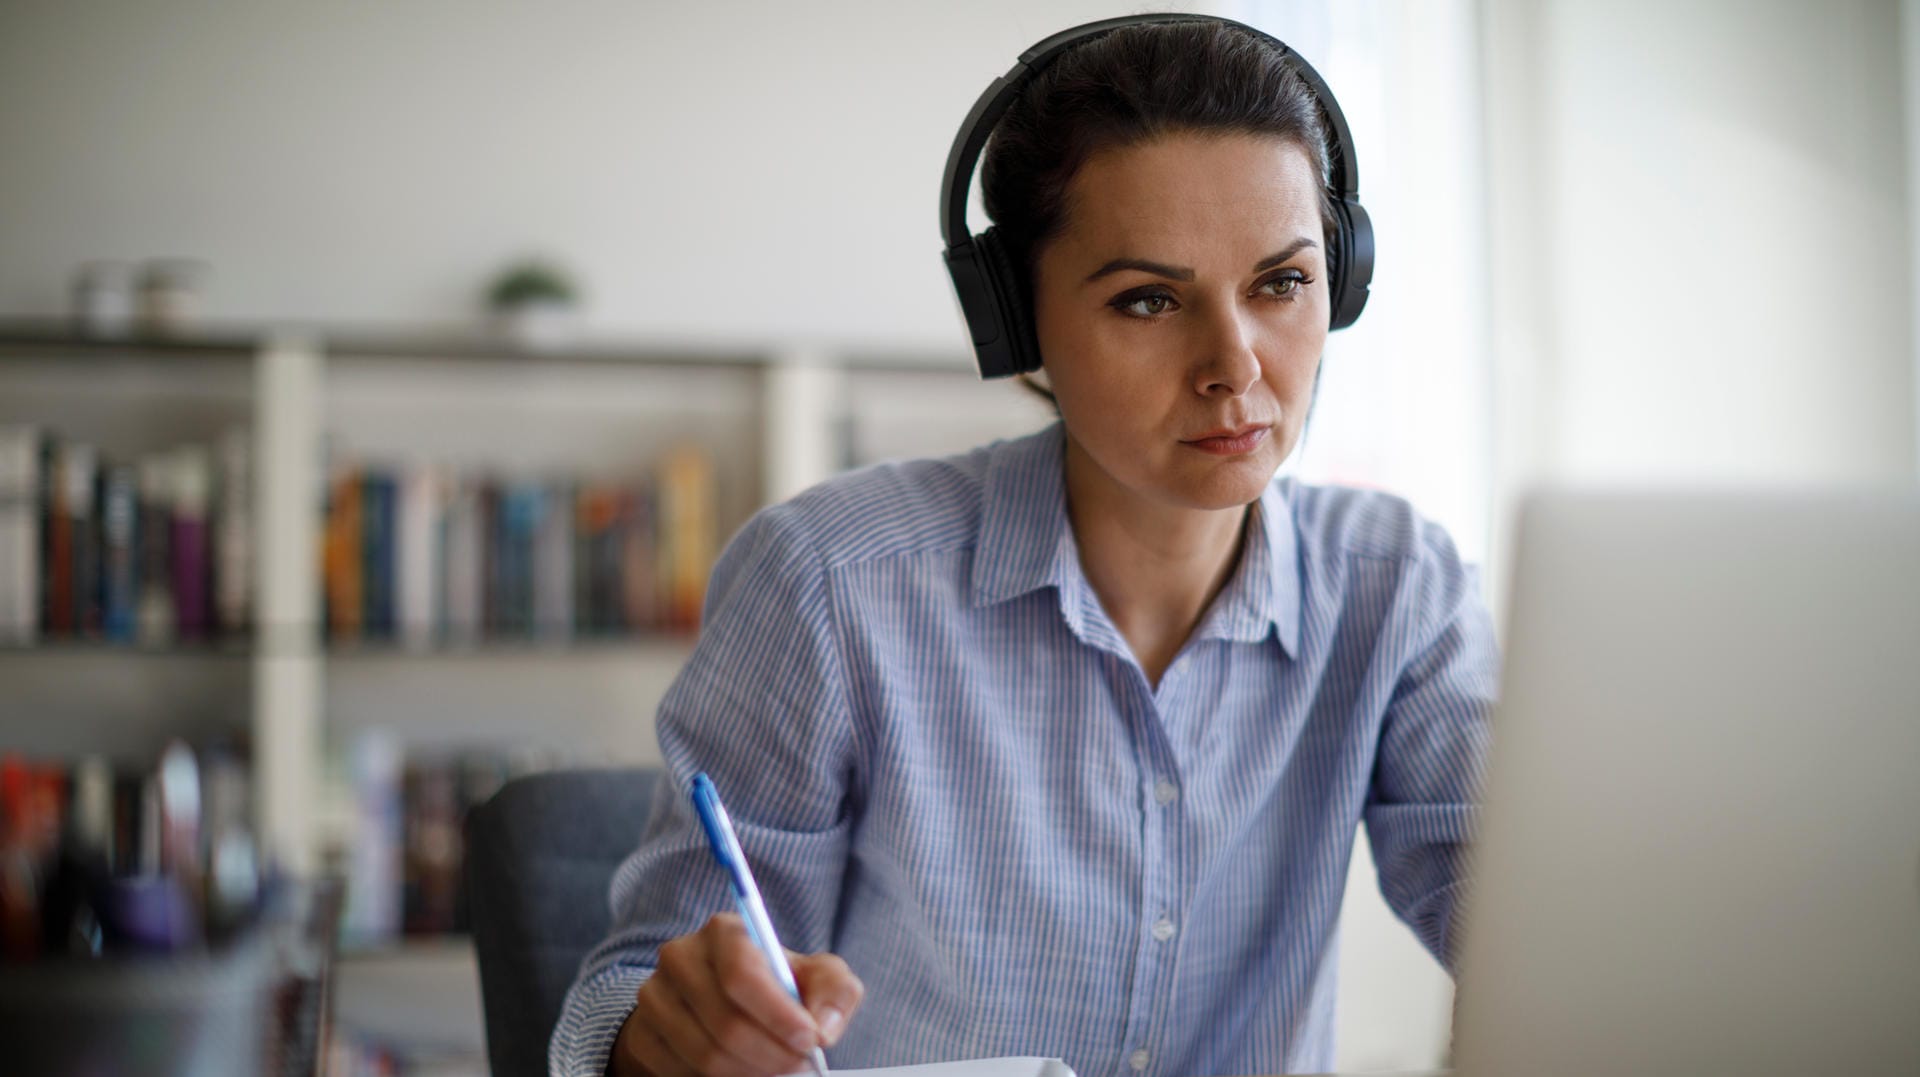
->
<box><xmin>1128</xmin><ymin>1050</ymin><xmax>1151</xmax><ymax>1072</ymax></box>
<box><xmin>1151</xmin><ymin>917</ymin><xmax>1177</xmax><ymax>942</ymax></box>
<box><xmin>1153</xmin><ymin>780</ymin><xmax>1178</xmax><ymax>806</ymax></box>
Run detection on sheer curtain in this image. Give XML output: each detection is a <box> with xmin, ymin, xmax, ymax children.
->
<box><xmin>1218</xmin><ymin>0</ymin><xmax>1493</xmax><ymax>1070</ymax></box>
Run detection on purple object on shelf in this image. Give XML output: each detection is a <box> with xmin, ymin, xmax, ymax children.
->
<box><xmin>104</xmin><ymin>874</ymin><xmax>199</xmax><ymax>952</ymax></box>
<box><xmin>171</xmin><ymin>516</ymin><xmax>209</xmax><ymax>638</ymax></box>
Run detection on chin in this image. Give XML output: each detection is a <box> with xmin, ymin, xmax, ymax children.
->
<box><xmin>1162</xmin><ymin>458</ymin><xmax>1276</xmax><ymax>510</ymax></box>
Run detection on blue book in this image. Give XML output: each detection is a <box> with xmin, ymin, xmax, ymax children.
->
<box><xmin>361</xmin><ymin>472</ymin><xmax>396</xmax><ymax>640</ymax></box>
<box><xmin>99</xmin><ymin>463</ymin><xmax>139</xmax><ymax>643</ymax></box>
<box><xmin>500</xmin><ymin>484</ymin><xmax>545</xmax><ymax>637</ymax></box>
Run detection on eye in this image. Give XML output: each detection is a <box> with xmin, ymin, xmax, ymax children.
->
<box><xmin>1258</xmin><ymin>270</ymin><xmax>1311</xmax><ymax>300</ymax></box>
<box><xmin>1108</xmin><ymin>288</ymin><xmax>1178</xmax><ymax>319</ymax></box>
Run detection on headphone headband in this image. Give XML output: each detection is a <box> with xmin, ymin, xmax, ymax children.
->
<box><xmin>940</xmin><ymin>12</ymin><xmax>1374</xmax><ymax>379</ymax></box>
<box><xmin>940</xmin><ymin>13</ymin><xmax>1360</xmax><ymax>248</ymax></box>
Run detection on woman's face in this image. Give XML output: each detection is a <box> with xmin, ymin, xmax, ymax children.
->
<box><xmin>1032</xmin><ymin>131</ymin><xmax>1330</xmax><ymax>513</ymax></box>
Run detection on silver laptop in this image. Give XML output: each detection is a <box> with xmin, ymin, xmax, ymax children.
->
<box><xmin>1452</xmin><ymin>489</ymin><xmax>1920</xmax><ymax>1077</ymax></box>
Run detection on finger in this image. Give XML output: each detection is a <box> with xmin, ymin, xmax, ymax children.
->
<box><xmin>676</xmin><ymin>952</ymin><xmax>813</xmax><ymax>1075</ymax></box>
<box><xmin>791</xmin><ymin>951</ymin><xmax>865</xmax><ymax>1047</ymax></box>
<box><xmin>706</xmin><ymin>915</ymin><xmax>821</xmax><ymax>1052</ymax></box>
<box><xmin>617</xmin><ymin>1010</ymin><xmax>698</xmax><ymax>1077</ymax></box>
<box><xmin>636</xmin><ymin>980</ymin><xmax>764</xmax><ymax>1077</ymax></box>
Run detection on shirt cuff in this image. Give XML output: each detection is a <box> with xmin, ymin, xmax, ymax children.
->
<box><xmin>549</xmin><ymin>964</ymin><xmax>651</xmax><ymax>1077</ymax></box>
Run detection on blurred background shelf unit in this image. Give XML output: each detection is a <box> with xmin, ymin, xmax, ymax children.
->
<box><xmin>0</xmin><ymin>320</ymin><xmax>1053</xmax><ymax>878</ymax></box>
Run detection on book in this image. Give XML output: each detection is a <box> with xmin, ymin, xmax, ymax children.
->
<box><xmin>169</xmin><ymin>447</ymin><xmax>211</xmax><ymax>640</ymax></box>
<box><xmin>496</xmin><ymin>483</ymin><xmax>542</xmax><ymax>637</ymax></box>
<box><xmin>400</xmin><ymin>762</ymin><xmax>461</xmax><ymax>936</ymax></box>
<box><xmin>135</xmin><ymin>453</ymin><xmax>175</xmax><ymax>647</ymax></box>
<box><xmin>323</xmin><ymin>466</ymin><xmax>363</xmax><ymax>642</ymax></box>
<box><xmin>477</xmin><ymin>479</ymin><xmax>501</xmax><ymax>637</ymax></box>
<box><xmin>39</xmin><ymin>437</ymin><xmax>67</xmax><ymax>637</ymax></box>
<box><xmin>341</xmin><ymin>728</ymin><xmax>403</xmax><ymax>947</ymax></box>
<box><xmin>396</xmin><ymin>465</ymin><xmax>441</xmax><ymax>651</ymax></box>
<box><xmin>441</xmin><ymin>478</ymin><xmax>482</xmax><ymax>646</ymax></box>
<box><xmin>532</xmin><ymin>478</ymin><xmax>574</xmax><ymax>640</ymax></box>
<box><xmin>618</xmin><ymin>483</ymin><xmax>657</xmax><ymax>632</ymax></box>
<box><xmin>574</xmin><ymin>486</ymin><xmax>620</xmax><ymax>634</ymax></box>
<box><xmin>360</xmin><ymin>471</ymin><xmax>396</xmax><ymax>641</ymax></box>
<box><xmin>0</xmin><ymin>426</ymin><xmax>39</xmax><ymax>645</ymax></box>
<box><xmin>214</xmin><ymin>428</ymin><xmax>251</xmax><ymax>636</ymax></box>
<box><xmin>98</xmin><ymin>463</ymin><xmax>139</xmax><ymax>643</ymax></box>
<box><xmin>658</xmin><ymin>445</ymin><xmax>715</xmax><ymax>632</ymax></box>
<box><xmin>62</xmin><ymin>442</ymin><xmax>98</xmax><ymax>637</ymax></box>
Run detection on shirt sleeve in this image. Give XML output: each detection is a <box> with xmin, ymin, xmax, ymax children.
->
<box><xmin>1362</xmin><ymin>520</ymin><xmax>1500</xmax><ymax>974</ymax></box>
<box><xmin>549</xmin><ymin>501</ymin><xmax>861</xmax><ymax>1077</ymax></box>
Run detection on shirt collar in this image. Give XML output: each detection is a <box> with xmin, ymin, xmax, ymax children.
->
<box><xmin>970</xmin><ymin>422</ymin><xmax>1302</xmax><ymax>658</ymax></box>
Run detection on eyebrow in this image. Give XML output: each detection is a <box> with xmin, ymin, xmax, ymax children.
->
<box><xmin>1083</xmin><ymin>236</ymin><xmax>1320</xmax><ymax>284</ymax></box>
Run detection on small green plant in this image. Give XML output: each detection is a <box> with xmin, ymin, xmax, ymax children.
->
<box><xmin>486</xmin><ymin>260</ymin><xmax>577</xmax><ymax>310</ymax></box>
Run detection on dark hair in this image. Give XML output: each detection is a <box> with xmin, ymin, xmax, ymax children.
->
<box><xmin>978</xmin><ymin>20</ymin><xmax>1337</xmax><ymax>407</ymax></box>
<box><xmin>980</xmin><ymin>19</ymin><xmax>1337</xmax><ymax>289</ymax></box>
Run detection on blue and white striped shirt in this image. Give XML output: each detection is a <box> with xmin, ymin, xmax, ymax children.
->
<box><xmin>552</xmin><ymin>422</ymin><xmax>1497</xmax><ymax>1077</ymax></box>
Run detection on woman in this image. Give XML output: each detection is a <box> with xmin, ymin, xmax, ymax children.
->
<box><xmin>555</xmin><ymin>15</ymin><xmax>1495</xmax><ymax>1077</ymax></box>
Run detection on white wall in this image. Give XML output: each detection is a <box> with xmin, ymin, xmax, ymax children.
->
<box><xmin>0</xmin><ymin>0</ymin><xmax>1158</xmax><ymax>349</ymax></box>
<box><xmin>1484</xmin><ymin>0</ymin><xmax>1914</xmax><ymax>499</ymax></box>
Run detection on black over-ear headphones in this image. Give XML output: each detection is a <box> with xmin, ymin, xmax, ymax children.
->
<box><xmin>940</xmin><ymin>12</ymin><xmax>1374</xmax><ymax>380</ymax></box>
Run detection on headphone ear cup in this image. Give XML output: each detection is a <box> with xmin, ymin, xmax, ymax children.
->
<box><xmin>976</xmin><ymin>227</ymin><xmax>1043</xmax><ymax>376</ymax></box>
<box><xmin>1328</xmin><ymin>197</ymin><xmax>1373</xmax><ymax>331</ymax></box>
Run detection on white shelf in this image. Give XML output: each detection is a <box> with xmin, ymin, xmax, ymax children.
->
<box><xmin>0</xmin><ymin>319</ymin><xmax>1047</xmax><ymax>872</ymax></box>
<box><xmin>0</xmin><ymin>320</ymin><xmax>1055</xmax><ymax>1057</ymax></box>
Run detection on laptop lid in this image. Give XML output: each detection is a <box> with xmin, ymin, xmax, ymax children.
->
<box><xmin>1453</xmin><ymin>489</ymin><xmax>1920</xmax><ymax>1076</ymax></box>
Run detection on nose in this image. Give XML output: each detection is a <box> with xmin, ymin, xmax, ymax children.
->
<box><xmin>1191</xmin><ymin>301</ymin><xmax>1261</xmax><ymax>397</ymax></box>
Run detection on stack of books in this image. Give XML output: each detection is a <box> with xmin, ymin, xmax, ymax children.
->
<box><xmin>319</xmin><ymin>445</ymin><xmax>717</xmax><ymax>648</ymax></box>
<box><xmin>0</xmin><ymin>425</ymin><xmax>251</xmax><ymax>647</ymax></box>
<box><xmin>331</xmin><ymin>732</ymin><xmax>574</xmax><ymax>947</ymax></box>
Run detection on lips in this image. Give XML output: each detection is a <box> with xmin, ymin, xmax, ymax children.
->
<box><xmin>1180</xmin><ymin>423</ymin><xmax>1271</xmax><ymax>456</ymax></box>
<box><xmin>1184</xmin><ymin>423</ymin><xmax>1268</xmax><ymax>443</ymax></box>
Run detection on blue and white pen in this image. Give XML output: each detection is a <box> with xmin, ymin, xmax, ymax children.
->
<box><xmin>691</xmin><ymin>772</ymin><xmax>832</xmax><ymax>1077</ymax></box>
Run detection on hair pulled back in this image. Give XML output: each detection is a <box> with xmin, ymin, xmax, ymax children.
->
<box><xmin>979</xmin><ymin>20</ymin><xmax>1336</xmax><ymax>291</ymax></box>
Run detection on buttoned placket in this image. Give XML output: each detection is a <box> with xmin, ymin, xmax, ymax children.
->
<box><xmin>1108</xmin><ymin>649</ymin><xmax>1192</xmax><ymax>1077</ymax></box>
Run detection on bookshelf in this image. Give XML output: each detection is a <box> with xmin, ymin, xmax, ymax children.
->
<box><xmin>0</xmin><ymin>318</ymin><xmax>1050</xmax><ymax>869</ymax></box>
<box><xmin>0</xmin><ymin>319</ymin><xmax>1049</xmax><ymax>1068</ymax></box>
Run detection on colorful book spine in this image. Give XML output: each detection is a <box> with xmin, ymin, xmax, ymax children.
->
<box><xmin>361</xmin><ymin>472</ymin><xmax>396</xmax><ymax>641</ymax></box>
<box><xmin>323</xmin><ymin>467</ymin><xmax>363</xmax><ymax>642</ymax></box>
<box><xmin>135</xmin><ymin>453</ymin><xmax>176</xmax><ymax>647</ymax></box>
<box><xmin>214</xmin><ymin>428</ymin><xmax>251</xmax><ymax>636</ymax></box>
<box><xmin>98</xmin><ymin>463</ymin><xmax>139</xmax><ymax>643</ymax></box>
<box><xmin>477</xmin><ymin>479</ymin><xmax>500</xmax><ymax>637</ymax></box>
<box><xmin>575</xmin><ymin>487</ymin><xmax>619</xmax><ymax>634</ymax></box>
<box><xmin>499</xmin><ymin>483</ymin><xmax>544</xmax><ymax>637</ymax></box>
<box><xmin>39</xmin><ymin>437</ymin><xmax>67</xmax><ymax>637</ymax></box>
<box><xmin>659</xmin><ymin>445</ymin><xmax>715</xmax><ymax>632</ymax></box>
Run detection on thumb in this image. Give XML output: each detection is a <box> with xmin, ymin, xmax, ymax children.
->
<box><xmin>788</xmin><ymin>950</ymin><xmax>865</xmax><ymax>1048</ymax></box>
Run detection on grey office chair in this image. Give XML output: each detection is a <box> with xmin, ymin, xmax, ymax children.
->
<box><xmin>467</xmin><ymin>766</ymin><xmax>663</xmax><ymax>1077</ymax></box>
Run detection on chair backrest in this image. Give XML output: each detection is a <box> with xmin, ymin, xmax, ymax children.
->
<box><xmin>467</xmin><ymin>766</ymin><xmax>662</xmax><ymax>1077</ymax></box>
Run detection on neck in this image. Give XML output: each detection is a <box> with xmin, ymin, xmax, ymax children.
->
<box><xmin>1062</xmin><ymin>433</ymin><xmax>1250</xmax><ymax>687</ymax></box>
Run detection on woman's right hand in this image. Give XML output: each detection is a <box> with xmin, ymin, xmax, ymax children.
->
<box><xmin>610</xmin><ymin>913</ymin><xmax>865</xmax><ymax>1077</ymax></box>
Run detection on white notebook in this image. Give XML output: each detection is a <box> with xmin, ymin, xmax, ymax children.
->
<box><xmin>790</xmin><ymin>1059</ymin><xmax>1076</xmax><ymax>1077</ymax></box>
